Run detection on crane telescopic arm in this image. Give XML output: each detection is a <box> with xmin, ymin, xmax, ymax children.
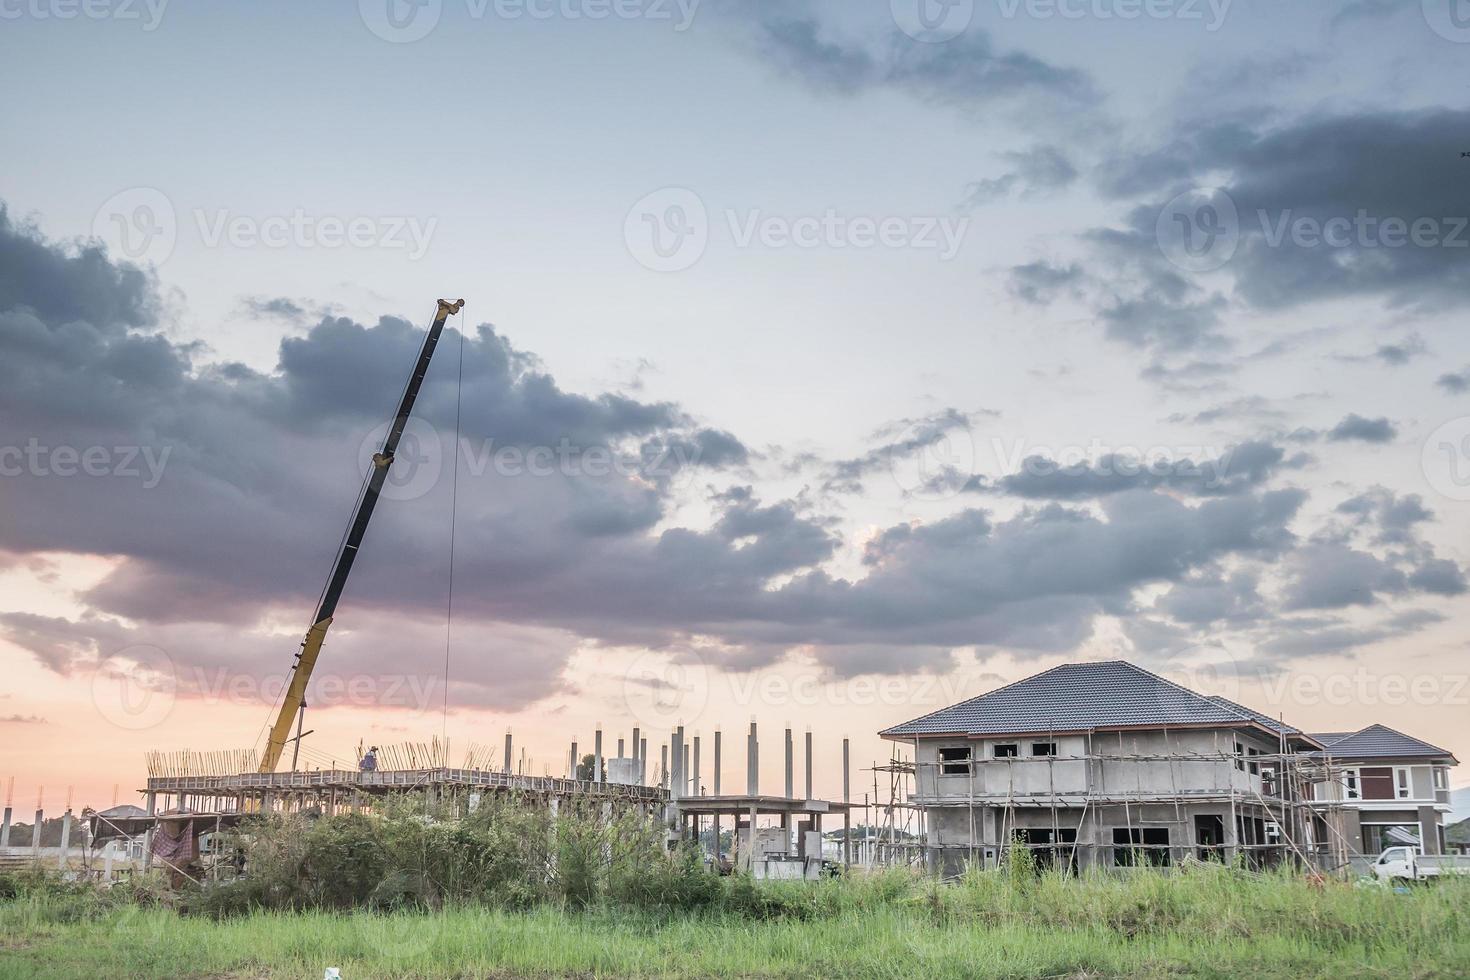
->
<box><xmin>258</xmin><ymin>298</ymin><xmax>464</xmax><ymax>773</ymax></box>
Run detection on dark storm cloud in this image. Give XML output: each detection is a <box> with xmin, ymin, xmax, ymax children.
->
<box><xmin>1154</xmin><ymin>570</ymin><xmax>1266</xmax><ymax>626</ymax></box>
<box><xmin>1327</xmin><ymin>414</ymin><xmax>1397</xmax><ymax>443</ymax></box>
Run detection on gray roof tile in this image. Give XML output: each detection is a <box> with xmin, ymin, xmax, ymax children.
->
<box><xmin>1307</xmin><ymin>724</ymin><xmax>1456</xmax><ymax>762</ymax></box>
<box><xmin>880</xmin><ymin>661</ymin><xmax>1305</xmax><ymax>739</ymax></box>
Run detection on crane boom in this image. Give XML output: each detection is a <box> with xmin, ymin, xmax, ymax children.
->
<box><xmin>259</xmin><ymin>298</ymin><xmax>464</xmax><ymax>773</ymax></box>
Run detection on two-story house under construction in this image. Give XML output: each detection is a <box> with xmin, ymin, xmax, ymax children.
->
<box><xmin>880</xmin><ymin>661</ymin><xmax>1333</xmax><ymax>875</ymax></box>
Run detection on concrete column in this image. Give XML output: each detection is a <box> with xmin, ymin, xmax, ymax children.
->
<box><xmin>570</xmin><ymin>739</ymin><xmax>578</xmax><ymax>780</ymax></box>
<box><xmin>748</xmin><ymin>803</ymin><xmax>758</xmax><ymax>871</ymax></box>
<box><xmin>693</xmin><ymin>735</ymin><xmax>701</xmax><ymax>797</ymax></box>
<box><xmin>32</xmin><ymin>808</ymin><xmax>43</xmax><ymax>861</ymax></box>
<box><xmin>639</xmin><ymin>738</ymin><xmax>648</xmax><ymax>784</ymax></box>
<box><xmin>804</xmin><ymin>729</ymin><xmax>813</xmax><ymax>800</ymax></box>
<box><xmin>617</xmin><ymin>738</ymin><xmax>625</xmax><ymax>759</ymax></box>
<box><xmin>713</xmin><ymin>731</ymin><xmax>722</xmax><ymax>796</ymax></box>
<box><xmin>682</xmin><ymin>744</ymin><xmax>691</xmax><ymax>797</ymax></box>
<box><xmin>672</xmin><ymin>726</ymin><xmax>684</xmax><ymax>800</ymax></box>
<box><xmin>747</xmin><ymin>720</ymin><xmax>758</xmax><ymax>795</ymax></box>
<box><xmin>594</xmin><ymin>726</ymin><xmax>604</xmax><ymax>785</ymax></box>
<box><xmin>631</xmin><ymin>727</ymin><xmax>641</xmax><ymax>765</ymax></box>
<box><xmin>1</xmin><ymin>806</ymin><xmax>11</xmax><ymax>849</ymax></box>
<box><xmin>784</xmin><ymin>728</ymin><xmax>794</xmax><ymax>799</ymax></box>
<box><xmin>57</xmin><ymin>810</ymin><xmax>72</xmax><ymax>870</ymax></box>
<box><xmin>843</xmin><ymin>737</ymin><xmax>851</xmax><ymax>868</ymax></box>
<box><xmin>504</xmin><ymin>729</ymin><xmax>513</xmax><ymax>774</ymax></box>
<box><xmin>660</xmin><ymin>744</ymin><xmax>669</xmax><ymax>790</ymax></box>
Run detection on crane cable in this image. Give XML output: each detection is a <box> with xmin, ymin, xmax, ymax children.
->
<box><xmin>442</xmin><ymin>308</ymin><xmax>466</xmax><ymax>743</ymax></box>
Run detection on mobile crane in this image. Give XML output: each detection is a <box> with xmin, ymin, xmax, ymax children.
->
<box><xmin>258</xmin><ymin>298</ymin><xmax>464</xmax><ymax>773</ymax></box>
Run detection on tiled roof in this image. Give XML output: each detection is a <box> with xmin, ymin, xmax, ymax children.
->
<box><xmin>880</xmin><ymin>661</ymin><xmax>1305</xmax><ymax>740</ymax></box>
<box><xmin>1308</xmin><ymin>724</ymin><xmax>1457</xmax><ymax>762</ymax></box>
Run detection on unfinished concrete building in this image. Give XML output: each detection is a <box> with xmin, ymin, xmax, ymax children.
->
<box><xmin>880</xmin><ymin>661</ymin><xmax>1331</xmax><ymax>875</ymax></box>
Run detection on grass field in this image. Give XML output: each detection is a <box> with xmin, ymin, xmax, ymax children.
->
<box><xmin>4</xmin><ymin>867</ymin><xmax>1468</xmax><ymax>979</ymax></box>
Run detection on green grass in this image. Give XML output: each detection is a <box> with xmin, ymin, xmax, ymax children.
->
<box><xmin>4</xmin><ymin>868</ymin><xmax>1468</xmax><ymax>979</ymax></box>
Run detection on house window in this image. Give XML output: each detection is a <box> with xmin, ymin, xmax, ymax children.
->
<box><xmin>1113</xmin><ymin>827</ymin><xmax>1170</xmax><ymax>867</ymax></box>
<box><xmin>1235</xmin><ymin>741</ymin><xmax>1246</xmax><ymax>772</ymax></box>
<box><xmin>1031</xmin><ymin>742</ymin><xmax>1057</xmax><ymax>757</ymax></box>
<box><xmin>1434</xmin><ymin>767</ymin><xmax>1449</xmax><ymax>791</ymax></box>
<box><xmin>1395</xmin><ymin>768</ymin><xmax>1411</xmax><ymax>800</ymax></box>
<box><xmin>1343</xmin><ymin>769</ymin><xmax>1360</xmax><ymax>800</ymax></box>
<box><xmin>938</xmin><ymin>746</ymin><xmax>972</xmax><ymax>776</ymax></box>
<box><xmin>1248</xmin><ymin>747</ymin><xmax>1261</xmax><ymax>776</ymax></box>
<box><xmin>993</xmin><ymin>743</ymin><xmax>1019</xmax><ymax>758</ymax></box>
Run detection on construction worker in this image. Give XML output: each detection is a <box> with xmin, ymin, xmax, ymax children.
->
<box><xmin>360</xmin><ymin>746</ymin><xmax>378</xmax><ymax>772</ymax></box>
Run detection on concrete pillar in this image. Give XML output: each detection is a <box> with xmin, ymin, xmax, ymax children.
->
<box><xmin>617</xmin><ymin>738</ymin><xmax>625</xmax><ymax>759</ymax></box>
<box><xmin>804</xmin><ymin>729</ymin><xmax>813</xmax><ymax>800</ymax></box>
<box><xmin>693</xmin><ymin>735</ymin><xmax>701</xmax><ymax>797</ymax></box>
<box><xmin>32</xmin><ymin>808</ymin><xmax>43</xmax><ymax>861</ymax></box>
<box><xmin>660</xmin><ymin>744</ymin><xmax>669</xmax><ymax>790</ymax></box>
<box><xmin>57</xmin><ymin>810</ymin><xmax>72</xmax><ymax>870</ymax></box>
<box><xmin>1</xmin><ymin>806</ymin><xmax>11</xmax><ymax>849</ymax></box>
<box><xmin>570</xmin><ymin>739</ymin><xmax>578</xmax><ymax>780</ymax></box>
<box><xmin>504</xmin><ymin>729</ymin><xmax>513</xmax><ymax>774</ymax></box>
<box><xmin>682</xmin><ymin>744</ymin><xmax>691</xmax><ymax>798</ymax></box>
<box><xmin>639</xmin><ymin>738</ymin><xmax>648</xmax><ymax>784</ymax></box>
<box><xmin>594</xmin><ymin>726</ymin><xmax>604</xmax><ymax>785</ymax></box>
<box><xmin>713</xmin><ymin>731</ymin><xmax>722</xmax><ymax>796</ymax></box>
<box><xmin>672</xmin><ymin>726</ymin><xmax>684</xmax><ymax>800</ymax></box>
<box><xmin>631</xmin><ymin>727</ymin><xmax>641</xmax><ymax>766</ymax></box>
<box><xmin>747</xmin><ymin>720</ymin><xmax>758</xmax><ymax>795</ymax></box>
<box><xmin>843</xmin><ymin>737</ymin><xmax>851</xmax><ymax>868</ymax></box>
<box><xmin>784</xmin><ymin>728</ymin><xmax>794</xmax><ymax>799</ymax></box>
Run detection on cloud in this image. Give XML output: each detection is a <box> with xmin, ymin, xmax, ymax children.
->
<box><xmin>0</xmin><ymin>714</ymin><xmax>46</xmax><ymax>724</ymax></box>
<box><xmin>1258</xmin><ymin>609</ymin><xmax>1444</xmax><ymax>660</ymax></box>
<box><xmin>1437</xmin><ymin>368</ymin><xmax>1470</xmax><ymax>395</ymax></box>
<box><xmin>751</xmin><ymin>14</ymin><xmax>1095</xmax><ymax>109</ymax></box>
<box><xmin>823</xmin><ymin>407</ymin><xmax>982</xmax><ymax>494</ymax></box>
<box><xmin>961</xmin><ymin>146</ymin><xmax>1078</xmax><ymax>209</ymax></box>
<box><xmin>1007</xmin><ymin>261</ymin><xmax>1085</xmax><ymax>305</ymax></box>
<box><xmin>1327</xmin><ymin>414</ymin><xmax>1397</xmax><ymax>443</ymax></box>
<box><xmin>971</xmin><ymin>440</ymin><xmax>1301</xmax><ymax>500</ymax></box>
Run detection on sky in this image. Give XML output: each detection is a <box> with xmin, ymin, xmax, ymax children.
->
<box><xmin>1</xmin><ymin>0</ymin><xmax>1468</xmax><ymax>814</ymax></box>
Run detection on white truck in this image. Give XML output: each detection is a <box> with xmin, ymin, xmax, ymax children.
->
<box><xmin>1371</xmin><ymin>846</ymin><xmax>1470</xmax><ymax>882</ymax></box>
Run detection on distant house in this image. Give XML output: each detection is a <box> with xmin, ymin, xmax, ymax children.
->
<box><xmin>880</xmin><ymin>661</ymin><xmax>1325</xmax><ymax>875</ymax></box>
<box><xmin>1447</xmin><ymin>818</ymin><xmax>1470</xmax><ymax>856</ymax></box>
<box><xmin>1307</xmin><ymin>725</ymin><xmax>1459</xmax><ymax>857</ymax></box>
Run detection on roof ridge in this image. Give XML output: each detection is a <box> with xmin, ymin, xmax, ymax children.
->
<box><xmin>1113</xmin><ymin>660</ymin><xmax>1261</xmax><ymax>723</ymax></box>
<box><xmin>878</xmin><ymin>661</ymin><xmax>1076</xmax><ymax>736</ymax></box>
<box><xmin>1352</xmin><ymin>722</ymin><xmax>1453</xmax><ymax>757</ymax></box>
